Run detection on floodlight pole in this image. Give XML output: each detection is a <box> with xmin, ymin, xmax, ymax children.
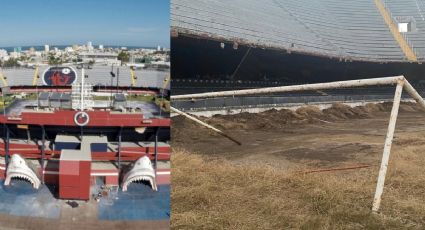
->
<box><xmin>4</xmin><ymin>125</ymin><xmax>9</xmax><ymax>167</ymax></box>
<box><xmin>41</xmin><ymin>125</ymin><xmax>45</xmax><ymax>184</ymax></box>
<box><xmin>116</xmin><ymin>67</ymin><xmax>120</xmax><ymax>93</ymax></box>
<box><xmin>80</xmin><ymin>68</ymin><xmax>85</xmax><ymax>140</ymax></box>
<box><xmin>36</xmin><ymin>81</ymin><xmax>38</xmax><ymax>110</ymax></box>
<box><xmin>118</xmin><ymin>127</ymin><xmax>122</xmax><ymax>170</ymax></box>
<box><xmin>154</xmin><ymin>127</ymin><xmax>159</xmax><ymax>172</ymax></box>
<box><xmin>81</xmin><ymin>68</ymin><xmax>84</xmax><ymax>111</ymax></box>
<box><xmin>1</xmin><ymin>88</ymin><xmax>9</xmax><ymax>167</ymax></box>
<box><xmin>110</xmin><ymin>64</ymin><xmax>114</xmax><ymax>107</ymax></box>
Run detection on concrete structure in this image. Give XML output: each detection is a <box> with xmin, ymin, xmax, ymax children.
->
<box><xmin>113</xmin><ymin>93</ymin><xmax>127</xmax><ymax>110</ymax></box>
<box><xmin>59</xmin><ymin>148</ymin><xmax>91</xmax><ymax>200</ymax></box>
<box><xmin>49</xmin><ymin>92</ymin><xmax>61</xmax><ymax>108</ymax></box>
<box><xmin>38</xmin><ymin>92</ymin><xmax>50</xmax><ymax>108</ymax></box>
<box><xmin>59</xmin><ymin>136</ymin><xmax>98</xmax><ymax>200</ymax></box>
<box><xmin>60</xmin><ymin>93</ymin><xmax>72</xmax><ymax>109</ymax></box>
<box><xmin>78</xmin><ymin>52</ymin><xmax>119</xmax><ymax>64</ymax></box>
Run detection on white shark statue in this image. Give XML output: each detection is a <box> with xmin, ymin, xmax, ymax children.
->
<box><xmin>122</xmin><ymin>156</ymin><xmax>157</xmax><ymax>191</ymax></box>
<box><xmin>4</xmin><ymin>154</ymin><xmax>41</xmax><ymax>189</ymax></box>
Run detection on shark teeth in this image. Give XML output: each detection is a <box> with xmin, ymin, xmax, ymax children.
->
<box><xmin>4</xmin><ymin>154</ymin><xmax>41</xmax><ymax>189</ymax></box>
<box><xmin>123</xmin><ymin>175</ymin><xmax>157</xmax><ymax>191</ymax></box>
<box><xmin>8</xmin><ymin>175</ymin><xmax>36</xmax><ymax>187</ymax></box>
<box><xmin>122</xmin><ymin>156</ymin><xmax>157</xmax><ymax>191</ymax></box>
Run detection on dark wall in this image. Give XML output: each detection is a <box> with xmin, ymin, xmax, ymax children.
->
<box><xmin>3</xmin><ymin>126</ymin><xmax>170</xmax><ymax>143</ymax></box>
<box><xmin>171</xmin><ymin>35</ymin><xmax>425</xmax><ymax>94</ymax></box>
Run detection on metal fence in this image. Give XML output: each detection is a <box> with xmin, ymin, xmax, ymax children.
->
<box><xmin>171</xmin><ymin>94</ymin><xmax>405</xmax><ymax>111</ymax></box>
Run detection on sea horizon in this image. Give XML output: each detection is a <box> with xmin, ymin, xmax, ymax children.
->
<box><xmin>0</xmin><ymin>45</ymin><xmax>162</xmax><ymax>52</ymax></box>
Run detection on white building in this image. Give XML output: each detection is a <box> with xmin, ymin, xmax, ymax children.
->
<box><xmin>44</xmin><ymin>45</ymin><xmax>50</xmax><ymax>53</ymax></box>
<box><xmin>78</xmin><ymin>52</ymin><xmax>120</xmax><ymax>65</ymax></box>
<box><xmin>0</xmin><ymin>49</ymin><xmax>8</xmax><ymax>61</ymax></box>
<box><xmin>9</xmin><ymin>51</ymin><xmax>20</xmax><ymax>59</ymax></box>
<box><xmin>65</xmin><ymin>47</ymin><xmax>74</xmax><ymax>53</ymax></box>
<box><xmin>99</xmin><ymin>44</ymin><xmax>104</xmax><ymax>50</ymax></box>
<box><xmin>87</xmin><ymin>41</ymin><xmax>94</xmax><ymax>51</ymax></box>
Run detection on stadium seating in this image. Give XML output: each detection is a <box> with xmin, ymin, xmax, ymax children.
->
<box><xmin>384</xmin><ymin>0</ymin><xmax>425</xmax><ymax>61</ymax></box>
<box><xmin>0</xmin><ymin>66</ymin><xmax>169</xmax><ymax>88</ymax></box>
<box><xmin>171</xmin><ymin>0</ymin><xmax>425</xmax><ymax>62</ymax></box>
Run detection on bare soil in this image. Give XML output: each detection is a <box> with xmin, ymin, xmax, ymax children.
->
<box><xmin>171</xmin><ymin>102</ymin><xmax>425</xmax><ymax>229</ymax></box>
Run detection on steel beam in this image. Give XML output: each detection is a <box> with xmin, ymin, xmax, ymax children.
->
<box><xmin>41</xmin><ymin>125</ymin><xmax>45</xmax><ymax>184</ymax></box>
<box><xmin>5</xmin><ymin>125</ymin><xmax>9</xmax><ymax>166</ymax></box>
<box><xmin>154</xmin><ymin>127</ymin><xmax>159</xmax><ymax>176</ymax></box>
<box><xmin>118</xmin><ymin>127</ymin><xmax>122</xmax><ymax>170</ymax></box>
<box><xmin>170</xmin><ymin>106</ymin><xmax>241</xmax><ymax>145</ymax></box>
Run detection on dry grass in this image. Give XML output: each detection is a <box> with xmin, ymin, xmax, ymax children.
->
<box><xmin>171</xmin><ymin>146</ymin><xmax>425</xmax><ymax>229</ymax></box>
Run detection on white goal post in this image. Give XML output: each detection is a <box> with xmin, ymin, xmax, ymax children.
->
<box><xmin>171</xmin><ymin>75</ymin><xmax>425</xmax><ymax>212</ymax></box>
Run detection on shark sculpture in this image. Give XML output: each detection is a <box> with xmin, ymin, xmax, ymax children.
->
<box><xmin>4</xmin><ymin>154</ymin><xmax>41</xmax><ymax>189</ymax></box>
<box><xmin>122</xmin><ymin>156</ymin><xmax>157</xmax><ymax>191</ymax></box>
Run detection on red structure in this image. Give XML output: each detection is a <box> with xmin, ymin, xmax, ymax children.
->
<box><xmin>0</xmin><ymin>85</ymin><xmax>170</xmax><ymax>199</ymax></box>
<box><xmin>59</xmin><ymin>149</ymin><xmax>92</xmax><ymax>200</ymax></box>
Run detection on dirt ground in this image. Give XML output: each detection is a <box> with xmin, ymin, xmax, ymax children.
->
<box><xmin>171</xmin><ymin>102</ymin><xmax>425</xmax><ymax>229</ymax></box>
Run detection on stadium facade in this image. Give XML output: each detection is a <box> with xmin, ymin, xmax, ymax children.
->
<box><xmin>0</xmin><ymin>65</ymin><xmax>170</xmax><ymax>200</ymax></box>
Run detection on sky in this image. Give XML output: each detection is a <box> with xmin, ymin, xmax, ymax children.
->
<box><xmin>0</xmin><ymin>0</ymin><xmax>170</xmax><ymax>48</ymax></box>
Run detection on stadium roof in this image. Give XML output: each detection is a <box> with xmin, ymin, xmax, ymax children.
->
<box><xmin>171</xmin><ymin>0</ymin><xmax>425</xmax><ymax>62</ymax></box>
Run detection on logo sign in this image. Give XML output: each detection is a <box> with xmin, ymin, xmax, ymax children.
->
<box><xmin>74</xmin><ymin>111</ymin><xmax>90</xmax><ymax>126</ymax></box>
<box><xmin>42</xmin><ymin>66</ymin><xmax>77</xmax><ymax>86</ymax></box>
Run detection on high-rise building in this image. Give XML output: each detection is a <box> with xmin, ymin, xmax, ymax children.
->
<box><xmin>99</xmin><ymin>44</ymin><xmax>104</xmax><ymax>50</ymax></box>
<box><xmin>44</xmin><ymin>45</ymin><xmax>50</xmax><ymax>52</ymax></box>
<box><xmin>87</xmin><ymin>41</ymin><xmax>93</xmax><ymax>51</ymax></box>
